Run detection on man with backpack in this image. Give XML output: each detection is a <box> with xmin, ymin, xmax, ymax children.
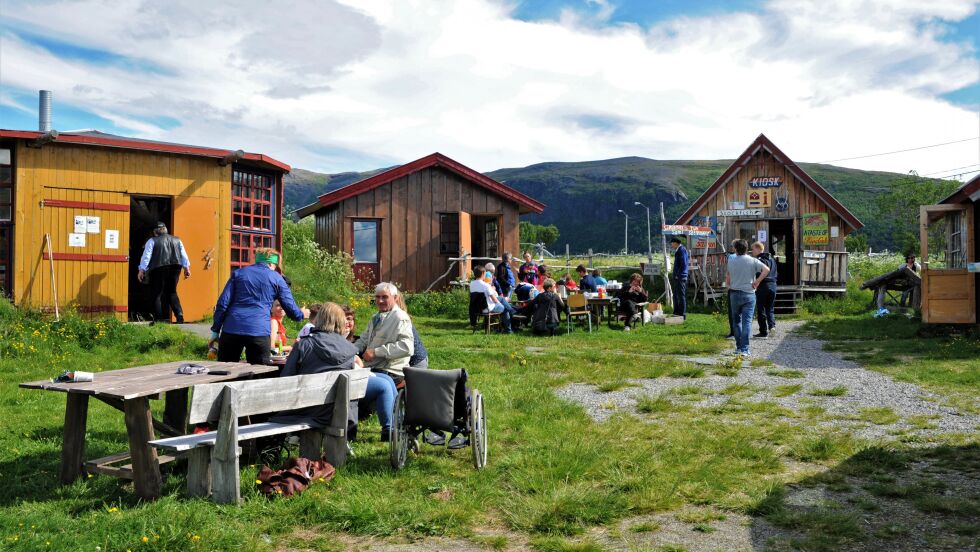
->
<box><xmin>495</xmin><ymin>252</ymin><xmax>516</xmax><ymax>299</ymax></box>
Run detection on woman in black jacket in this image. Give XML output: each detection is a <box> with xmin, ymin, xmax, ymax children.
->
<box><xmin>617</xmin><ymin>273</ymin><xmax>648</xmax><ymax>331</ymax></box>
<box><xmin>531</xmin><ymin>278</ymin><xmax>566</xmax><ymax>336</ymax></box>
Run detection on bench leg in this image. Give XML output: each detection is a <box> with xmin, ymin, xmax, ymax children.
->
<box><xmin>123</xmin><ymin>397</ymin><xmax>163</xmax><ymax>501</ymax></box>
<box><xmin>299</xmin><ymin>429</ymin><xmax>323</xmax><ymax>459</ymax></box>
<box><xmin>211</xmin><ymin>387</ymin><xmax>241</xmax><ymax>505</ymax></box>
<box><xmin>163</xmin><ymin>389</ymin><xmax>189</xmax><ymax>435</ymax></box>
<box><xmin>186</xmin><ymin>447</ymin><xmax>211</xmax><ymax>498</ymax></box>
<box><xmin>60</xmin><ymin>394</ymin><xmax>89</xmax><ymax>484</ymax></box>
<box><xmin>323</xmin><ymin>374</ymin><xmax>350</xmax><ymax>467</ymax></box>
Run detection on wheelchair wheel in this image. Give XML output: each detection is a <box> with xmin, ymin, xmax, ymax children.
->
<box><xmin>470</xmin><ymin>389</ymin><xmax>487</xmax><ymax>470</ymax></box>
<box><xmin>390</xmin><ymin>388</ymin><xmax>409</xmax><ymax>470</ymax></box>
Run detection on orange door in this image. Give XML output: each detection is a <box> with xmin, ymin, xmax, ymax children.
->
<box><xmin>458</xmin><ymin>211</ymin><xmax>471</xmax><ymax>280</ymax></box>
<box><xmin>173</xmin><ymin>195</ymin><xmax>219</xmax><ymax>322</ymax></box>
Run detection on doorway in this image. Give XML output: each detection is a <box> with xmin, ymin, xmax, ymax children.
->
<box><xmin>768</xmin><ymin>219</ymin><xmax>795</xmax><ymax>286</ymax></box>
<box><xmin>351</xmin><ymin>219</ymin><xmax>381</xmax><ymax>288</ymax></box>
<box><xmin>129</xmin><ymin>196</ymin><xmax>173</xmax><ymax>321</ymax></box>
<box><xmin>470</xmin><ymin>214</ymin><xmax>501</xmax><ymax>266</ymax></box>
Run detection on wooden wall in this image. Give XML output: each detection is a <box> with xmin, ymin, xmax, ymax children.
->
<box><xmin>314</xmin><ymin>166</ymin><xmax>521</xmax><ymax>291</ymax></box>
<box><xmin>687</xmin><ymin>148</ymin><xmax>853</xmax><ymax>286</ymax></box>
<box><xmin>13</xmin><ymin>142</ymin><xmax>233</xmax><ymax>320</ymax></box>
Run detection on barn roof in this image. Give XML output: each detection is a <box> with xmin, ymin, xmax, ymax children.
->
<box><xmin>940</xmin><ymin>173</ymin><xmax>980</xmax><ymax>204</ymax></box>
<box><xmin>674</xmin><ymin>133</ymin><xmax>863</xmax><ymax>231</ymax></box>
<box><xmin>0</xmin><ymin>129</ymin><xmax>290</xmax><ymax>172</ymax></box>
<box><xmin>295</xmin><ymin>152</ymin><xmax>546</xmax><ymax>218</ymax></box>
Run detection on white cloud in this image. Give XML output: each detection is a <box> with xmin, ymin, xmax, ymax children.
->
<box><xmin>0</xmin><ymin>0</ymin><xmax>976</xmax><ymax>177</ymax></box>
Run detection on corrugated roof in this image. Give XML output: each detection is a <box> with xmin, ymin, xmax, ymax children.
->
<box><xmin>0</xmin><ymin>129</ymin><xmax>290</xmax><ymax>172</ymax></box>
<box><xmin>295</xmin><ymin>152</ymin><xmax>546</xmax><ymax>218</ymax></box>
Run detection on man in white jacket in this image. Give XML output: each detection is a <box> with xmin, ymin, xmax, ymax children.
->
<box><xmin>356</xmin><ymin>282</ymin><xmax>414</xmax><ymax>381</ymax></box>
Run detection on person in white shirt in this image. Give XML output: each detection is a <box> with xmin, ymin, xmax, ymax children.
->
<box><xmin>470</xmin><ymin>267</ymin><xmax>515</xmax><ymax>332</ymax></box>
<box><xmin>725</xmin><ymin>239</ymin><xmax>769</xmax><ymax>357</ymax></box>
<box><xmin>137</xmin><ymin>222</ymin><xmax>191</xmax><ymax>324</ymax></box>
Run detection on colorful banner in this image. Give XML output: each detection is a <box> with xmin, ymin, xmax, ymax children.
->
<box><xmin>802</xmin><ymin>213</ymin><xmax>829</xmax><ymax>246</ymax></box>
<box><xmin>747</xmin><ymin>189</ymin><xmax>772</xmax><ymax>208</ymax></box>
<box><xmin>662</xmin><ymin>225</ymin><xmax>713</xmax><ymax>237</ymax></box>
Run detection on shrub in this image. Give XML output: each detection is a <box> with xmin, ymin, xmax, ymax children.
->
<box><xmin>404</xmin><ymin>289</ymin><xmax>469</xmax><ymax>318</ymax></box>
<box><xmin>281</xmin><ymin>218</ymin><xmax>359</xmax><ymax>305</ymax></box>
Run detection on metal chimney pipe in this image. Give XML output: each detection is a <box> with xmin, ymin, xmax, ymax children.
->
<box><xmin>39</xmin><ymin>90</ymin><xmax>53</xmax><ymax>132</ymax></box>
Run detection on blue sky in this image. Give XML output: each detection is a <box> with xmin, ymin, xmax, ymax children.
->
<box><xmin>0</xmin><ymin>0</ymin><xmax>977</xmax><ymax>176</ymax></box>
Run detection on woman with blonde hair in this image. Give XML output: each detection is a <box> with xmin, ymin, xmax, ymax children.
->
<box><xmin>271</xmin><ymin>302</ymin><xmax>360</xmax><ymax>428</ymax></box>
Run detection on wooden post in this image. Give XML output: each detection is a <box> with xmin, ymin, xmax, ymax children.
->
<box><xmin>45</xmin><ymin>233</ymin><xmax>60</xmax><ymax>321</ymax></box>
<box><xmin>323</xmin><ymin>374</ymin><xmax>350</xmax><ymax>467</ymax></box>
<box><xmin>299</xmin><ymin>430</ymin><xmax>324</xmax><ymax>460</ymax></box>
<box><xmin>59</xmin><ymin>394</ymin><xmax>88</xmax><ymax>484</ymax></box>
<box><xmin>588</xmin><ymin>248</ymin><xmax>593</xmax><ymax>268</ymax></box>
<box><xmin>211</xmin><ymin>386</ymin><xmax>240</xmax><ymax>505</ymax></box>
<box><xmin>565</xmin><ymin>244</ymin><xmax>570</xmax><ymax>267</ymax></box>
<box><xmin>186</xmin><ymin>448</ymin><xmax>211</xmax><ymax>498</ymax></box>
<box><xmin>659</xmin><ymin>202</ymin><xmax>673</xmax><ymax>308</ymax></box>
<box><xmin>123</xmin><ymin>397</ymin><xmax>162</xmax><ymax>500</ymax></box>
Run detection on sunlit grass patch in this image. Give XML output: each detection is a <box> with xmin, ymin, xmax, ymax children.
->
<box><xmin>772</xmin><ymin>384</ymin><xmax>803</xmax><ymax>398</ymax></box>
<box><xmin>767</xmin><ymin>369</ymin><xmax>805</xmax><ymax>379</ymax></box>
<box><xmin>809</xmin><ymin>385</ymin><xmax>848</xmax><ymax>397</ymax></box>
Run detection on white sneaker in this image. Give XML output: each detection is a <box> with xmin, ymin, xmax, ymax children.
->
<box><xmin>624</xmin><ymin>326</ymin><xmax>631</xmax><ymax>332</ymax></box>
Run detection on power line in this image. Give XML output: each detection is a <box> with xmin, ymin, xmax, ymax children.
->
<box><xmin>819</xmin><ymin>137</ymin><xmax>979</xmax><ymax>163</ymax></box>
<box><xmin>921</xmin><ymin>163</ymin><xmax>980</xmax><ymax>177</ymax></box>
<box><xmin>928</xmin><ymin>168</ymin><xmax>980</xmax><ymax>180</ymax></box>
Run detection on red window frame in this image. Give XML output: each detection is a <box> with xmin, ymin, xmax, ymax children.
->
<box><xmin>231</xmin><ymin>167</ymin><xmax>277</xmax><ymax>270</ymax></box>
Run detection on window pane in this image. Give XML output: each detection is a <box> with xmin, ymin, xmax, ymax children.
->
<box><xmin>0</xmin><ymin>206</ymin><xmax>9</xmax><ymax>221</ymax></box>
<box><xmin>0</xmin><ymin>167</ymin><xmax>11</xmax><ymax>185</ymax></box>
<box><xmin>0</xmin><ymin>149</ymin><xmax>9</xmax><ymax>165</ymax></box>
<box><xmin>0</xmin><ymin>188</ymin><xmax>10</xmax><ymax>204</ymax></box>
<box><xmin>353</xmin><ymin>221</ymin><xmax>378</xmax><ymax>263</ymax></box>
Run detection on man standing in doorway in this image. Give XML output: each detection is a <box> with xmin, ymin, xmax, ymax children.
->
<box><xmin>751</xmin><ymin>241</ymin><xmax>778</xmax><ymax>338</ymax></box>
<box><xmin>670</xmin><ymin>237</ymin><xmax>689</xmax><ymax>319</ymax></box>
<box><xmin>726</xmin><ymin>239</ymin><xmax>770</xmax><ymax>357</ymax></box>
<box><xmin>138</xmin><ymin>222</ymin><xmax>190</xmax><ymax>324</ymax></box>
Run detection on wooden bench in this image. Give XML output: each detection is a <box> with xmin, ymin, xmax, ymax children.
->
<box><xmin>149</xmin><ymin>368</ymin><xmax>369</xmax><ymax>504</ymax></box>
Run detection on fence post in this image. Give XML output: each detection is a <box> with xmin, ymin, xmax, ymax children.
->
<box><xmin>588</xmin><ymin>248</ymin><xmax>593</xmax><ymax>268</ymax></box>
<box><xmin>565</xmin><ymin>244</ymin><xmax>570</xmax><ymax>266</ymax></box>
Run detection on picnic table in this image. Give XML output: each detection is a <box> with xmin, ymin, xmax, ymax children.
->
<box><xmin>20</xmin><ymin>360</ymin><xmax>277</xmax><ymax>500</ymax></box>
<box><xmin>586</xmin><ymin>295</ymin><xmax>617</xmax><ymax>323</ymax></box>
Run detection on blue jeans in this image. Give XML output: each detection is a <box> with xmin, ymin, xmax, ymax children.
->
<box><xmin>489</xmin><ymin>301</ymin><xmax>515</xmax><ymax>332</ymax></box>
<box><xmin>364</xmin><ymin>372</ymin><xmax>397</xmax><ymax>431</ymax></box>
<box><xmin>730</xmin><ymin>290</ymin><xmax>757</xmax><ymax>354</ymax></box>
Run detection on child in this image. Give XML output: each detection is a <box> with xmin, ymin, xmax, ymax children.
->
<box><xmin>294</xmin><ymin>303</ymin><xmax>322</xmax><ymax>343</ymax></box>
<box><xmin>592</xmin><ymin>268</ymin><xmax>607</xmax><ymax>286</ymax></box>
<box><xmin>270</xmin><ymin>300</ymin><xmax>292</xmax><ymax>354</ymax></box>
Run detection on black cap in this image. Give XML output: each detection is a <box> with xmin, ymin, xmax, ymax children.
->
<box><xmin>670</xmin><ymin>237</ymin><xmax>683</xmax><ymax>244</ymax></box>
<box><xmin>155</xmin><ymin>221</ymin><xmax>167</xmax><ymax>229</ymax></box>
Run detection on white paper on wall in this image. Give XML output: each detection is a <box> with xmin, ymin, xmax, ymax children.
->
<box><xmin>74</xmin><ymin>216</ymin><xmax>86</xmax><ymax>234</ymax></box>
<box><xmin>86</xmin><ymin>216</ymin><xmax>100</xmax><ymax>234</ymax></box>
<box><xmin>758</xmin><ymin>229</ymin><xmax>768</xmax><ymax>243</ymax></box>
<box><xmin>105</xmin><ymin>229</ymin><xmax>119</xmax><ymax>249</ymax></box>
<box><xmin>830</xmin><ymin>226</ymin><xmax>839</xmax><ymax>238</ymax></box>
<box><xmin>69</xmin><ymin>233</ymin><xmax>86</xmax><ymax>247</ymax></box>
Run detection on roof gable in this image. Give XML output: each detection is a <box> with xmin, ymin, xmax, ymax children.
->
<box><xmin>0</xmin><ymin>129</ymin><xmax>290</xmax><ymax>172</ymax></box>
<box><xmin>674</xmin><ymin>134</ymin><xmax>863</xmax><ymax>231</ymax></box>
<box><xmin>941</xmin><ymin>173</ymin><xmax>980</xmax><ymax>204</ymax></box>
<box><xmin>296</xmin><ymin>152</ymin><xmax>546</xmax><ymax>218</ymax></box>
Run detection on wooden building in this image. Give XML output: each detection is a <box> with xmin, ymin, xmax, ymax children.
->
<box><xmin>675</xmin><ymin>134</ymin><xmax>863</xmax><ymax>299</ymax></box>
<box><xmin>0</xmin><ymin>129</ymin><xmax>290</xmax><ymax>321</ymax></box>
<box><xmin>919</xmin><ymin>174</ymin><xmax>978</xmax><ymax>324</ymax></box>
<box><xmin>296</xmin><ymin>152</ymin><xmax>545</xmax><ymax>291</ymax></box>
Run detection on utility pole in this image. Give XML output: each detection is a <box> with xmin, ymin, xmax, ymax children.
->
<box><xmin>618</xmin><ymin>209</ymin><xmax>628</xmax><ymax>254</ymax></box>
<box><xmin>659</xmin><ymin>202</ymin><xmax>673</xmax><ymax>308</ymax></box>
<box><xmin>635</xmin><ymin>201</ymin><xmax>652</xmax><ymax>263</ymax></box>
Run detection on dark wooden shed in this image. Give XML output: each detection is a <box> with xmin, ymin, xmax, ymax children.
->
<box><xmin>674</xmin><ymin>134</ymin><xmax>863</xmax><ymax>303</ymax></box>
<box><xmin>296</xmin><ymin>153</ymin><xmax>545</xmax><ymax>291</ymax></box>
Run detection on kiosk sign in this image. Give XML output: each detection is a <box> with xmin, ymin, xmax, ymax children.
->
<box><xmin>749</xmin><ymin>176</ymin><xmax>782</xmax><ymax>188</ymax></box>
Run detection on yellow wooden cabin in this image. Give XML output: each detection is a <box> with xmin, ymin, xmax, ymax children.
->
<box><xmin>0</xmin><ymin>129</ymin><xmax>290</xmax><ymax>321</ymax></box>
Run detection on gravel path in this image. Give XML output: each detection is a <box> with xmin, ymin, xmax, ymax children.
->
<box><xmin>557</xmin><ymin>320</ymin><xmax>980</xmax><ymax>440</ymax></box>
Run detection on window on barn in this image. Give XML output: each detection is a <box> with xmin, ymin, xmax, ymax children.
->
<box><xmin>231</xmin><ymin>166</ymin><xmax>276</xmax><ymax>270</ymax></box>
<box><xmin>0</xmin><ymin>147</ymin><xmax>11</xmax><ymax>296</ymax></box>
<box><xmin>439</xmin><ymin>213</ymin><xmax>459</xmax><ymax>255</ymax></box>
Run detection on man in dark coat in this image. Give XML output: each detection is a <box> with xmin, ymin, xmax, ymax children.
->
<box><xmin>670</xmin><ymin>237</ymin><xmax>689</xmax><ymax>319</ymax></box>
<box><xmin>751</xmin><ymin>241</ymin><xmax>778</xmax><ymax>337</ymax></box>
<box><xmin>137</xmin><ymin>222</ymin><xmax>190</xmax><ymax>323</ymax></box>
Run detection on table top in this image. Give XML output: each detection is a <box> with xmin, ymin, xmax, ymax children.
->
<box><xmin>20</xmin><ymin>361</ymin><xmax>277</xmax><ymax>400</ymax></box>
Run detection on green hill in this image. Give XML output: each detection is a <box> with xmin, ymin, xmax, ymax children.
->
<box><xmin>285</xmin><ymin>157</ymin><xmax>941</xmax><ymax>252</ymax></box>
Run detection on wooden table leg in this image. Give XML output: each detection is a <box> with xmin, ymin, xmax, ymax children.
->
<box><xmin>163</xmin><ymin>389</ymin><xmax>189</xmax><ymax>434</ymax></box>
<box><xmin>59</xmin><ymin>394</ymin><xmax>89</xmax><ymax>484</ymax></box>
<box><xmin>123</xmin><ymin>397</ymin><xmax>162</xmax><ymax>500</ymax></box>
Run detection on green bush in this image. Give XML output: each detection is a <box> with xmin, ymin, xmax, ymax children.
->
<box><xmin>281</xmin><ymin>218</ymin><xmax>359</xmax><ymax>306</ymax></box>
<box><xmin>404</xmin><ymin>288</ymin><xmax>469</xmax><ymax>318</ymax></box>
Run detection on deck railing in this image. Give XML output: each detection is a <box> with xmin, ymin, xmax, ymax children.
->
<box><xmin>697</xmin><ymin>251</ymin><xmax>850</xmax><ymax>289</ymax></box>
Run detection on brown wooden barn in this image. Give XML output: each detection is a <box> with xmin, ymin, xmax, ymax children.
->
<box><xmin>919</xmin><ymin>174</ymin><xmax>978</xmax><ymax>325</ymax></box>
<box><xmin>296</xmin><ymin>152</ymin><xmax>545</xmax><ymax>291</ymax></box>
<box><xmin>674</xmin><ymin>134</ymin><xmax>863</xmax><ymax>307</ymax></box>
<box><xmin>1</xmin><ymin>129</ymin><xmax>290</xmax><ymax>321</ymax></box>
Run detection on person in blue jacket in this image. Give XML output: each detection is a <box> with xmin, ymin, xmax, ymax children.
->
<box><xmin>209</xmin><ymin>248</ymin><xmax>308</xmax><ymax>365</ymax></box>
<box><xmin>670</xmin><ymin>237</ymin><xmax>689</xmax><ymax>319</ymax></box>
<box><xmin>576</xmin><ymin>264</ymin><xmax>598</xmax><ymax>292</ymax></box>
<box><xmin>495</xmin><ymin>252</ymin><xmax>516</xmax><ymax>298</ymax></box>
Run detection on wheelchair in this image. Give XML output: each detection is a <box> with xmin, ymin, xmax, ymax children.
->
<box><xmin>390</xmin><ymin>366</ymin><xmax>487</xmax><ymax>470</ymax></box>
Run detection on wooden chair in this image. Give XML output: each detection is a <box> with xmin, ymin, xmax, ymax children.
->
<box><xmin>149</xmin><ymin>369</ymin><xmax>369</xmax><ymax>504</ymax></box>
<box><xmin>566</xmin><ymin>293</ymin><xmax>592</xmax><ymax>333</ymax></box>
<box><xmin>469</xmin><ymin>291</ymin><xmax>501</xmax><ymax>334</ymax></box>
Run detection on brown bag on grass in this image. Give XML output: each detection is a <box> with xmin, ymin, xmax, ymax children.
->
<box><xmin>256</xmin><ymin>456</ymin><xmax>335</xmax><ymax>497</ymax></box>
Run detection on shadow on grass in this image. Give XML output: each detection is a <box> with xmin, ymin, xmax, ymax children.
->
<box><xmin>750</xmin><ymin>443</ymin><xmax>980</xmax><ymax>551</ymax></box>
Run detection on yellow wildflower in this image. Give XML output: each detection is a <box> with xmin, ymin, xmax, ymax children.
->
<box><xmin>255</xmin><ymin>479</ymin><xmax>262</xmax><ymax>484</ymax></box>
<box><xmin>142</xmin><ymin>536</ymin><xmax>149</xmax><ymax>543</ymax></box>
<box><xmin>191</xmin><ymin>535</ymin><xmax>201</xmax><ymax>542</ymax></box>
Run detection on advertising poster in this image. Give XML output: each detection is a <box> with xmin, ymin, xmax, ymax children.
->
<box><xmin>802</xmin><ymin>213</ymin><xmax>829</xmax><ymax>246</ymax></box>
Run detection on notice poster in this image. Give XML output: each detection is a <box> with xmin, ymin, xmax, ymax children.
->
<box><xmin>758</xmin><ymin>229</ymin><xmax>768</xmax><ymax>243</ymax></box>
<box><xmin>69</xmin><ymin>233</ymin><xmax>86</xmax><ymax>247</ymax></box>
<box><xmin>74</xmin><ymin>216</ymin><xmax>86</xmax><ymax>234</ymax></box>
<box><xmin>802</xmin><ymin>213</ymin><xmax>829</xmax><ymax>246</ymax></box>
<box><xmin>105</xmin><ymin>229</ymin><xmax>119</xmax><ymax>249</ymax></box>
<box><xmin>86</xmin><ymin>216</ymin><xmax>100</xmax><ymax>234</ymax></box>
<box><xmin>830</xmin><ymin>226</ymin><xmax>840</xmax><ymax>238</ymax></box>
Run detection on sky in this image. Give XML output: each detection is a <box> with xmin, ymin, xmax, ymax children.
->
<box><xmin>0</xmin><ymin>0</ymin><xmax>977</xmax><ymax>179</ymax></box>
